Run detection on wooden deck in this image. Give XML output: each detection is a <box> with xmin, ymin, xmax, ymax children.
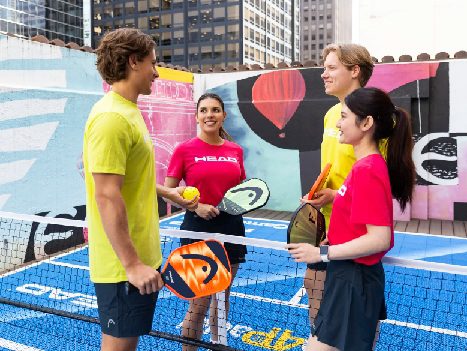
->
<box><xmin>245</xmin><ymin>209</ymin><xmax>467</xmax><ymax>238</ymax></box>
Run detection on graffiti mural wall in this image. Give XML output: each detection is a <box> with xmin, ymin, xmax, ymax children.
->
<box><xmin>0</xmin><ymin>34</ymin><xmax>196</xmax><ymax>269</ymax></box>
<box><xmin>195</xmin><ymin>60</ymin><xmax>467</xmax><ymax>221</ymax></box>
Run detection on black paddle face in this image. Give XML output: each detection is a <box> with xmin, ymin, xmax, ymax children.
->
<box><xmin>287</xmin><ymin>203</ymin><xmax>326</xmax><ymax>247</ymax></box>
<box><xmin>217</xmin><ymin>178</ymin><xmax>270</xmax><ymax>215</ymax></box>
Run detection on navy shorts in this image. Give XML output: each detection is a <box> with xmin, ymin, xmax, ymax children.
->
<box><xmin>312</xmin><ymin>260</ymin><xmax>387</xmax><ymax>351</ymax></box>
<box><xmin>307</xmin><ymin>261</ymin><xmax>328</xmax><ymax>271</ymax></box>
<box><xmin>94</xmin><ymin>281</ymin><xmax>159</xmax><ymax>337</ymax></box>
<box><xmin>180</xmin><ymin>210</ymin><xmax>246</xmax><ymax>265</ymax></box>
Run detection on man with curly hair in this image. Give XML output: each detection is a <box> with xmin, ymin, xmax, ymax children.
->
<box><xmin>82</xmin><ymin>28</ymin><xmax>198</xmax><ymax>351</ymax></box>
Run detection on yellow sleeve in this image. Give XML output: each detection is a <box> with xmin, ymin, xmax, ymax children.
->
<box><xmin>86</xmin><ymin>113</ymin><xmax>132</xmax><ymax>175</ymax></box>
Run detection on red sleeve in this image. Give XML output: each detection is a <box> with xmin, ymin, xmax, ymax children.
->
<box><xmin>350</xmin><ymin>165</ymin><xmax>392</xmax><ymax>227</ymax></box>
<box><xmin>167</xmin><ymin>144</ymin><xmax>185</xmax><ymax>180</ymax></box>
<box><xmin>239</xmin><ymin>147</ymin><xmax>246</xmax><ymax>181</ymax></box>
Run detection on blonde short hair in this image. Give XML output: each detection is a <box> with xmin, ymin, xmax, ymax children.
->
<box><xmin>322</xmin><ymin>44</ymin><xmax>374</xmax><ymax>86</ymax></box>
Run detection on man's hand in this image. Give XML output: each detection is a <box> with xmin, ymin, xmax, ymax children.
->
<box><xmin>301</xmin><ymin>188</ymin><xmax>337</xmax><ymax>209</ymax></box>
<box><xmin>286</xmin><ymin>243</ymin><xmax>321</xmax><ymax>263</ymax></box>
<box><xmin>195</xmin><ymin>203</ymin><xmax>220</xmax><ymax>220</ymax></box>
<box><xmin>125</xmin><ymin>262</ymin><xmax>164</xmax><ymax>295</ymax></box>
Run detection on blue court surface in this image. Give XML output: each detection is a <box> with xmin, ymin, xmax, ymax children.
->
<box><xmin>0</xmin><ymin>213</ymin><xmax>466</xmax><ymax>351</ymax></box>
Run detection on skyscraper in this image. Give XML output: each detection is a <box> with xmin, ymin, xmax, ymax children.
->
<box><xmin>92</xmin><ymin>0</ymin><xmax>300</xmax><ymax>70</ymax></box>
<box><xmin>0</xmin><ymin>0</ymin><xmax>84</xmax><ymax>45</ymax></box>
<box><xmin>300</xmin><ymin>0</ymin><xmax>351</xmax><ymax>63</ymax></box>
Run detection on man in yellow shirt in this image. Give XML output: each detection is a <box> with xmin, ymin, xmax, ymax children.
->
<box><xmin>83</xmin><ymin>28</ymin><xmax>197</xmax><ymax>351</ymax></box>
<box><xmin>303</xmin><ymin>44</ymin><xmax>375</xmax><ymax>325</ymax></box>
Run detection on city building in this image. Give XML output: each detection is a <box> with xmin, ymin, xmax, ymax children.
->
<box><xmin>300</xmin><ymin>0</ymin><xmax>351</xmax><ymax>63</ymax></box>
<box><xmin>0</xmin><ymin>0</ymin><xmax>84</xmax><ymax>46</ymax></box>
<box><xmin>351</xmin><ymin>0</ymin><xmax>467</xmax><ymax>60</ymax></box>
<box><xmin>92</xmin><ymin>0</ymin><xmax>300</xmax><ymax>70</ymax></box>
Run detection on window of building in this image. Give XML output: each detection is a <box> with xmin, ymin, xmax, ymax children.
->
<box><xmin>304</xmin><ymin>16</ymin><xmax>308</xmax><ymax>22</ymax></box>
<box><xmin>138</xmin><ymin>17</ymin><xmax>148</xmax><ymax>29</ymax></box>
<box><xmin>304</xmin><ymin>44</ymin><xmax>308</xmax><ymax>50</ymax></box>
<box><xmin>174</xmin><ymin>30</ymin><xmax>184</xmax><ymax>44</ymax></box>
<box><xmin>188</xmin><ymin>11</ymin><xmax>198</xmax><ymax>27</ymax></box>
<box><xmin>214</xmin><ymin>44</ymin><xmax>225</xmax><ymax>60</ymax></box>
<box><xmin>162</xmin><ymin>49</ymin><xmax>171</xmax><ymax>62</ymax></box>
<box><xmin>200</xmin><ymin>9</ymin><xmax>212</xmax><ymax>24</ymax></box>
<box><xmin>319</xmin><ymin>34</ymin><xmax>323</xmax><ymax>39</ymax></box>
<box><xmin>227</xmin><ymin>24</ymin><xmax>239</xmax><ymax>40</ymax></box>
<box><xmin>200</xmin><ymin>27</ymin><xmax>212</xmax><ymax>42</ymax></box>
<box><xmin>125</xmin><ymin>2</ymin><xmax>135</xmax><ymax>15</ymax></box>
<box><xmin>227</xmin><ymin>5</ymin><xmax>239</xmax><ymax>20</ymax></box>
<box><xmin>311</xmin><ymin>34</ymin><xmax>315</xmax><ymax>40</ymax></box>
<box><xmin>173</xmin><ymin>13</ymin><xmax>184</xmax><ymax>27</ymax></box>
<box><xmin>213</xmin><ymin>7</ymin><xmax>225</xmax><ymax>22</ymax></box>
<box><xmin>149</xmin><ymin>16</ymin><xmax>159</xmax><ymax>29</ymax></box>
<box><xmin>114</xmin><ymin>4</ymin><xmax>123</xmax><ymax>17</ymax></box>
<box><xmin>189</xmin><ymin>28</ymin><xmax>199</xmax><ymax>41</ymax></box>
<box><xmin>161</xmin><ymin>32</ymin><xmax>171</xmax><ymax>46</ymax></box>
<box><xmin>304</xmin><ymin>34</ymin><xmax>308</xmax><ymax>41</ymax></box>
<box><xmin>162</xmin><ymin>0</ymin><xmax>171</xmax><ymax>10</ymax></box>
<box><xmin>173</xmin><ymin>0</ymin><xmax>183</xmax><ymax>9</ymax></box>
<box><xmin>201</xmin><ymin>45</ymin><xmax>212</xmax><ymax>60</ymax></box>
<box><xmin>161</xmin><ymin>13</ymin><xmax>171</xmax><ymax>28</ymax></box>
<box><xmin>228</xmin><ymin>42</ymin><xmax>238</xmax><ymax>58</ymax></box>
<box><xmin>149</xmin><ymin>0</ymin><xmax>159</xmax><ymax>11</ymax></box>
<box><xmin>214</xmin><ymin>25</ymin><xmax>225</xmax><ymax>41</ymax></box>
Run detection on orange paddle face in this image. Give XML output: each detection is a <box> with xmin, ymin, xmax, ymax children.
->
<box><xmin>307</xmin><ymin>163</ymin><xmax>332</xmax><ymax>200</ymax></box>
<box><xmin>161</xmin><ymin>240</ymin><xmax>232</xmax><ymax>300</ymax></box>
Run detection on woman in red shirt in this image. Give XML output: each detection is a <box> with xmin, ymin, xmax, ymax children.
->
<box><xmin>165</xmin><ymin>93</ymin><xmax>246</xmax><ymax>350</ymax></box>
<box><xmin>287</xmin><ymin>87</ymin><xmax>416</xmax><ymax>351</ymax></box>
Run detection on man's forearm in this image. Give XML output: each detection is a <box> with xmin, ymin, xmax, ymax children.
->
<box><xmin>95</xmin><ymin>193</ymin><xmax>140</xmax><ymax>269</ymax></box>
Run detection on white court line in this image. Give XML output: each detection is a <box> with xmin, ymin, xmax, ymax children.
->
<box><xmin>230</xmin><ymin>292</ymin><xmax>308</xmax><ymax>309</ymax></box>
<box><xmin>395</xmin><ymin>230</ymin><xmax>467</xmax><ymax>240</ymax></box>
<box><xmin>381</xmin><ymin>319</ymin><xmax>467</xmax><ymax>339</ymax></box>
<box><xmin>288</xmin><ymin>287</ymin><xmax>307</xmax><ymax>305</ymax></box>
<box><xmin>47</xmin><ymin>261</ymin><xmax>89</xmax><ymax>271</ymax></box>
<box><xmin>0</xmin><ymin>338</ymin><xmax>43</xmax><ymax>351</ymax></box>
<box><xmin>0</xmin><ymin>246</ymin><xmax>87</xmax><ymax>278</ymax></box>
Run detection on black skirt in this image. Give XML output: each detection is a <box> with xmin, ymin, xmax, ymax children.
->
<box><xmin>312</xmin><ymin>259</ymin><xmax>387</xmax><ymax>351</ymax></box>
<box><xmin>180</xmin><ymin>210</ymin><xmax>246</xmax><ymax>265</ymax></box>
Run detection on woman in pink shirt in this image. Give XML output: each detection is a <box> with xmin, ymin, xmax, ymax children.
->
<box><xmin>165</xmin><ymin>93</ymin><xmax>246</xmax><ymax>350</ymax></box>
<box><xmin>287</xmin><ymin>87</ymin><xmax>416</xmax><ymax>351</ymax></box>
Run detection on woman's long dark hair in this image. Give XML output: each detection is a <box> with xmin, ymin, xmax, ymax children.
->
<box><xmin>345</xmin><ymin>87</ymin><xmax>416</xmax><ymax>212</ymax></box>
<box><xmin>196</xmin><ymin>93</ymin><xmax>233</xmax><ymax>141</ymax></box>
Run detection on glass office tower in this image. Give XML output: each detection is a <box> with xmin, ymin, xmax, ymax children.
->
<box><xmin>92</xmin><ymin>0</ymin><xmax>300</xmax><ymax>70</ymax></box>
<box><xmin>0</xmin><ymin>0</ymin><xmax>84</xmax><ymax>45</ymax></box>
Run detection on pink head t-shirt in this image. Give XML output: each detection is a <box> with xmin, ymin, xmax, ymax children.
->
<box><xmin>327</xmin><ymin>154</ymin><xmax>394</xmax><ymax>265</ymax></box>
<box><xmin>167</xmin><ymin>137</ymin><xmax>246</xmax><ymax>206</ymax></box>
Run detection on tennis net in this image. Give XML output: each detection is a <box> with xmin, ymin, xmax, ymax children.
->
<box><xmin>0</xmin><ymin>211</ymin><xmax>466</xmax><ymax>351</ymax></box>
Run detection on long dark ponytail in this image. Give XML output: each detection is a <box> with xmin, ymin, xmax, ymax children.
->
<box><xmin>196</xmin><ymin>93</ymin><xmax>233</xmax><ymax>141</ymax></box>
<box><xmin>345</xmin><ymin>87</ymin><xmax>416</xmax><ymax>211</ymax></box>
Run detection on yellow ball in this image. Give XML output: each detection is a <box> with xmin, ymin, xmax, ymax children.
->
<box><xmin>182</xmin><ymin>186</ymin><xmax>200</xmax><ymax>200</ymax></box>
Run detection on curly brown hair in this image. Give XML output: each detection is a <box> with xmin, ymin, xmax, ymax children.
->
<box><xmin>95</xmin><ymin>28</ymin><xmax>155</xmax><ymax>85</ymax></box>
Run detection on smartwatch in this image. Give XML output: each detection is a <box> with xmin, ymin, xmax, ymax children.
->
<box><xmin>319</xmin><ymin>245</ymin><xmax>330</xmax><ymax>263</ymax></box>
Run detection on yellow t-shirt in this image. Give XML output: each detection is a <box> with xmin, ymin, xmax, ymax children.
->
<box><xmin>83</xmin><ymin>91</ymin><xmax>161</xmax><ymax>283</ymax></box>
<box><xmin>321</xmin><ymin>103</ymin><xmax>356</xmax><ymax>228</ymax></box>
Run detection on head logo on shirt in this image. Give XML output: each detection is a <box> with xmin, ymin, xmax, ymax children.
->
<box><xmin>194</xmin><ymin>156</ymin><xmax>238</xmax><ymax>163</ymax></box>
<box><xmin>337</xmin><ymin>184</ymin><xmax>347</xmax><ymax>197</ymax></box>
